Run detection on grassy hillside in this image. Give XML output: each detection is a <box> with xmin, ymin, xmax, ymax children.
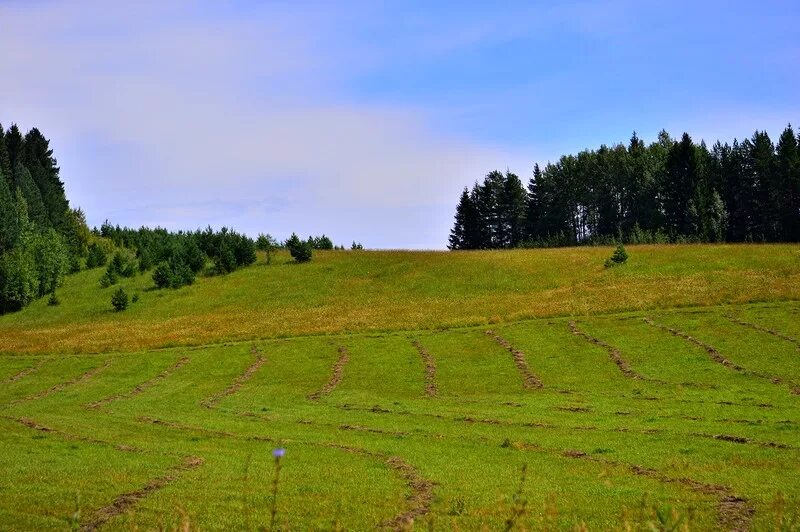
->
<box><xmin>1</xmin><ymin>244</ymin><xmax>799</xmax><ymax>354</ymax></box>
<box><xmin>1</xmin><ymin>244</ymin><xmax>799</xmax><ymax>529</ymax></box>
<box><xmin>1</xmin><ymin>301</ymin><xmax>799</xmax><ymax>529</ymax></box>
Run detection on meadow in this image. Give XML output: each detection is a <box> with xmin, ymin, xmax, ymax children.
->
<box><xmin>1</xmin><ymin>245</ymin><xmax>799</xmax><ymax>530</ymax></box>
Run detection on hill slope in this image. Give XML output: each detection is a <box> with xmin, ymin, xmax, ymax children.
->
<box><xmin>1</xmin><ymin>244</ymin><xmax>799</xmax><ymax>354</ymax></box>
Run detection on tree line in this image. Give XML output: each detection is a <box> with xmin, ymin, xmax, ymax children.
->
<box><xmin>1</xmin><ymin>122</ymin><xmax>358</xmax><ymax>315</ymax></box>
<box><xmin>449</xmin><ymin>125</ymin><xmax>800</xmax><ymax>249</ymax></box>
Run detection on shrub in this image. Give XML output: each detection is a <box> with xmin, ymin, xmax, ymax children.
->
<box><xmin>351</xmin><ymin>241</ymin><xmax>363</xmax><ymax>250</ymax></box>
<box><xmin>99</xmin><ymin>269</ymin><xmax>118</xmax><ymax>288</ymax></box>
<box><xmin>85</xmin><ymin>242</ymin><xmax>107</xmax><ymax>269</ymax></box>
<box><xmin>286</xmin><ymin>233</ymin><xmax>312</xmax><ymax>263</ymax></box>
<box><xmin>131</xmin><ymin>293</ymin><xmax>139</xmax><ymax>303</ymax></box>
<box><xmin>111</xmin><ymin>287</ymin><xmax>128</xmax><ymax>311</ymax></box>
<box><xmin>47</xmin><ymin>291</ymin><xmax>60</xmax><ymax>306</ymax></box>
<box><xmin>604</xmin><ymin>244</ymin><xmax>629</xmax><ymax>268</ymax></box>
<box><xmin>152</xmin><ymin>262</ymin><xmax>173</xmax><ymax>289</ymax></box>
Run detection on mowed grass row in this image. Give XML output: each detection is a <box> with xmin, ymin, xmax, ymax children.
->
<box><xmin>1</xmin><ymin>244</ymin><xmax>800</xmax><ymax>354</ymax></box>
<box><xmin>1</xmin><ymin>301</ymin><xmax>798</xmax><ymax>530</ymax></box>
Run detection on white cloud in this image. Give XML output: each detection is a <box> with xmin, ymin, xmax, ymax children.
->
<box><xmin>0</xmin><ymin>0</ymin><xmax>530</xmax><ymax>248</ymax></box>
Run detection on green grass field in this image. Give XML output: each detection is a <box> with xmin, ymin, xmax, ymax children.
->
<box><xmin>1</xmin><ymin>245</ymin><xmax>799</xmax><ymax>530</ymax></box>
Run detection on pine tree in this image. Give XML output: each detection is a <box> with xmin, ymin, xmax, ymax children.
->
<box><xmin>13</xmin><ymin>162</ymin><xmax>49</xmax><ymax>228</ymax></box>
<box><xmin>22</xmin><ymin>128</ymin><xmax>69</xmax><ymax>231</ymax></box>
<box><xmin>663</xmin><ymin>133</ymin><xmax>702</xmax><ymax>236</ymax></box>
<box><xmin>749</xmin><ymin>131</ymin><xmax>776</xmax><ymax>240</ymax></box>
<box><xmin>775</xmin><ymin>125</ymin><xmax>799</xmax><ymax>241</ymax></box>
<box><xmin>500</xmin><ymin>171</ymin><xmax>527</xmax><ymax>247</ymax></box>
<box><xmin>0</xmin><ymin>166</ymin><xmax>14</xmax><ymax>252</ymax></box>
<box><xmin>449</xmin><ymin>188</ymin><xmax>472</xmax><ymax>250</ymax></box>
<box><xmin>525</xmin><ymin>164</ymin><xmax>542</xmax><ymax>241</ymax></box>
<box><xmin>0</xmin><ymin>124</ymin><xmax>13</xmax><ymax>188</ymax></box>
<box><xmin>4</xmin><ymin>124</ymin><xmax>23</xmax><ymax>173</ymax></box>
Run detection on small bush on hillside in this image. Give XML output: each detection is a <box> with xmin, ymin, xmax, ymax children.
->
<box><xmin>47</xmin><ymin>291</ymin><xmax>60</xmax><ymax>306</ymax></box>
<box><xmin>131</xmin><ymin>293</ymin><xmax>140</xmax><ymax>304</ymax></box>
<box><xmin>85</xmin><ymin>242</ymin><xmax>107</xmax><ymax>269</ymax></box>
<box><xmin>153</xmin><ymin>262</ymin><xmax>172</xmax><ymax>289</ymax></box>
<box><xmin>286</xmin><ymin>233</ymin><xmax>312</xmax><ymax>263</ymax></box>
<box><xmin>99</xmin><ymin>269</ymin><xmax>118</xmax><ymax>288</ymax></box>
<box><xmin>351</xmin><ymin>241</ymin><xmax>363</xmax><ymax>250</ymax></box>
<box><xmin>604</xmin><ymin>244</ymin><xmax>629</xmax><ymax>268</ymax></box>
<box><xmin>111</xmin><ymin>287</ymin><xmax>128</xmax><ymax>311</ymax></box>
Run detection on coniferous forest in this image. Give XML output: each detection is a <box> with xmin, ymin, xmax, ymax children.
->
<box><xmin>0</xmin><ymin>123</ymin><xmax>261</xmax><ymax>314</ymax></box>
<box><xmin>449</xmin><ymin>126</ymin><xmax>800</xmax><ymax>249</ymax></box>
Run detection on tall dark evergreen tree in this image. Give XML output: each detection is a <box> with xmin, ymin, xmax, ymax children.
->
<box><xmin>500</xmin><ymin>171</ymin><xmax>527</xmax><ymax>247</ymax></box>
<box><xmin>525</xmin><ymin>164</ymin><xmax>542</xmax><ymax>241</ymax></box>
<box><xmin>0</xmin><ymin>166</ymin><xmax>15</xmax><ymax>252</ymax></box>
<box><xmin>22</xmin><ymin>128</ymin><xmax>69</xmax><ymax>231</ymax></box>
<box><xmin>449</xmin><ymin>188</ymin><xmax>472</xmax><ymax>250</ymax></box>
<box><xmin>0</xmin><ymin>124</ymin><xmax>13</xmax><ymax>189</ymax></box>
<box><xmin>12</xmin><ymin>162</ymin><xmax>49</xmax><ymax>228</ymax></box>
<box><xmin>775</xmin><ymin>125</ymin><xmax>799</xmax><ymax>241</ymax></box>
<box><xmin>4</xmin><ymin>124</ymin><xmax>23</xmax><ymax>175</ymax></box>
<box><xmin>749</xmin><ymin>131</ymin><xmax>777</xmax><ymax>240</ymax></box>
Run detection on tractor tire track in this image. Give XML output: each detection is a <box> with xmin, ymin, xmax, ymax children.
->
<box><xmin>519</xmin><ymin>442</ymin><xmax>754</xmax><ymax>531</ymax></box>
<box><xmin>88</xmin><ymin>355</ymin><xmax>190</xmax><ymax>409</ymax></box>
<box><xmin>137</xmin><ymin>415</ymin><xmax>432</xmax><ymax>530</ymax></box>
<box><xmin>8</xmin><ymin>359</ymin><xmax>113</xmax><ymax>406</ymax></box>
<box><xmin>484</xmin><ymin>331</ymin><xmax>543</xmax><ymax>389</ymax></box>
<box><xmin>308</xmin><ymin>346</ymin><xmax>349</xmax><ymax>400</ymax></box>
<box><xmin>645</xmin><ymin>318</ymin><xmax>798</xmax><ymax>394</ymax></box>
<box><xmin>411</xmin><ymin>339</ymin><xmax>437</xmax><ymax>397</ymax></box>
<box><xmin>6</xmin><ymin>416</ymin><xmax>143</xmax><ymax>453</ymax></box>
<box><xmin>80</xmin><ymin>455</ymin><xmax>204</xmax><ymax>532</ymax></box>
<box><xmin>201</xmin><ymin>345</ymin><xmax>265</xmax><ymax>408</ymax></box>
<box><xmin>568</xmin><ymin>321</ymin><xmax>647</xmax><ymax>380</ymax></box>
<box><xmin>726</xmin><ymin>316</ymin><xmax>800</xmax><ymax>350</ymax></box>
<box><xmin>3</xmin><ymin>358</ymin><xmax>48</xmax><ymax>384</ymax></box>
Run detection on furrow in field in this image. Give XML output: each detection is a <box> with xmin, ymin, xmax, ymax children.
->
<box><xmin>3</xmin><ymin>358</ymin><xmax>49</xmax><ymax>384</ymax></box>
<box><xmin>568</xmin><ymin>321</ymin><xmax>648</xmax><ymax>380</ymax></box>
<box><xmin>137</xmin><ymin>415</ymin><xmax>433</xmax><ymax>529</ymax></box>
<box><xmin>80</xmin><ymin>455</ymin><xmax>204</xmax><ymax>532</ymax></box>
<box><xmin>411</xmin><ymin>339</ymin><xmax>437</xmax><ymax>397</ymax></box>
<box><xmin>644</xmin><ymin>318</ymin><xmax>799</xmax><ymax>395</ymax></box>
<box><xmin>308</xmin><ymin>346</ymin><xmax>350</xmax><ymax>400</ymax></box>
<box><xmin>518</xmin><ymin>442</ymin><xmax>754</xmax><ymax>531</ymax></box>
<box><xmin>6</xmin><ymin>416</ymin><xmax>142</xmax><ymax>453</ymax></box>
<box><xmin>484</xmin><ymin>331</ymin><xmax>543</xmax><ymax>389</ymax></box>
<box><xmin>726</xmin><ymin>315</ymin><xmax>800</xmax><ymax>350</ymax></box>
<box><xmin>8</xmin><ymin>358</ymin><xmax>113</xmax><ymax>406</ymax></box>
<box><xmin>87</xmin><ymin>355</ymin><xmax>190</xmax><ymax>409</ymax></box>
<box><xmin>201</xmin><ymin>345</ymin><xmax>266</xmax><ymax>408</ymax></box>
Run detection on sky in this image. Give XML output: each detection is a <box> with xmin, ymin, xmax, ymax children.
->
<box><xmin>1</xmin><ymin>1</ymin><xmax>799</xmax><ymax>249</ymax></box>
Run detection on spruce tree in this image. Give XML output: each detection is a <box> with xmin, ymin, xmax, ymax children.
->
<box><xmin>0</xmin><ymin>124</ymin><xmax>13</xmax><ymax>188</ymax></box>
<box><xmin>500</xmin><ymin>171</ymin><xmax>527</xmax><ymax>247</ymax></box>
<box><xmin>749</xmin><ymin>131</ymin><xmax>777</xmax><ymax>240</ymax></box>
<box><xmin>0</xmin><ymin>166</ymin><xmax>14</xmax><ymax>251</ymax></box>
<box><xmin>22</xmin><ymin>128</ymin><xmax>69</xmax><ymax>231</ymax></box>
<box><xmin>775</xmin><ymin>125</ymin><xmax>799</xmax><ymax>241</ymax></box>
<box><xmin>525</xmin><ymin>164</ymin><xmax>542</xmax><ymax>242</ymax></box>
<box><xmin>448</xmin><ymin>188</ymin><xmax>472</xmax><ymax>250</ymax></box>
<box><xmin>13</xmin><ymin>162</ymin><xmax>49</xmax><ymax>228</ymax></box>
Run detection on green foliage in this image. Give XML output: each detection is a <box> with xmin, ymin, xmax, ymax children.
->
<box><xmin>47</xmin><ymin>291</ymin><xmax>60</xmax><ymax>306</ymax></box>
<box><xmin>30</xmin><ymin>228</ymin><xmax>69</xmax><ymax>297</ymax></box>
<box><xmin>85</xmin><ymin>242</ymin><xmax>108</xmax><ymax>269</ymax></box>
<box><xmin>152</xmin><ymin>262</ymin><xmax>173</xmax><ymax>289</ymax></box>
<box><xmin>0</xmin><ymin>246</ymin><xmax>38</xmax><ymax>312</ymax></box>
<box><xmin>286</xmin><ymin>233</ymin><xmax>312</xmax><ymax>263</ymax></box>
<box><xmin>451</xmin><ymin>124</ymin><xmax>800</xmax><ymax>248</ymax></box>
<box><xmin>110</xmin><ymin>287</ymin><xmax>128</xmax><ymax>312</ymax></box>
<box><xmin>307</xmin><ymin>234</ymin><xmax>334</xmax><ymax>250</ymax></box>
<box><xmin>351</xmin><ymin>241</ymin><xmax>363</xmax><ymax>250</ymax></box>
<box><xmin>604</xmin><ymin>244</ymin><xmax>629</xmax><ymax>268</ymax></box>
<box><xmin>256</xmin><ymin>233</ymin><xmax>278</xmax><ymax>264</ymax></box>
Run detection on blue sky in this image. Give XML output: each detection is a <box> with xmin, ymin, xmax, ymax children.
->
<box><xmin>1</xmin><ymin>1</ymin><xmax>798</xmax><ymax>248</ymax></box>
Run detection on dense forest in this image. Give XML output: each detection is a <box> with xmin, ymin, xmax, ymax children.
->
<box><xmin>449</xmin><ymin>126</ymin><xmax>800</xmax><ymax>249</ymax></box>
<box><xmin>0</xmin><ymin>122</ymin><xmax>358</xmax><ymax>314</ymax></box>
<box><xmin>0</xmin><ymin>124</ymin><xmax>261</xmax><ymax>314</ymax></box>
